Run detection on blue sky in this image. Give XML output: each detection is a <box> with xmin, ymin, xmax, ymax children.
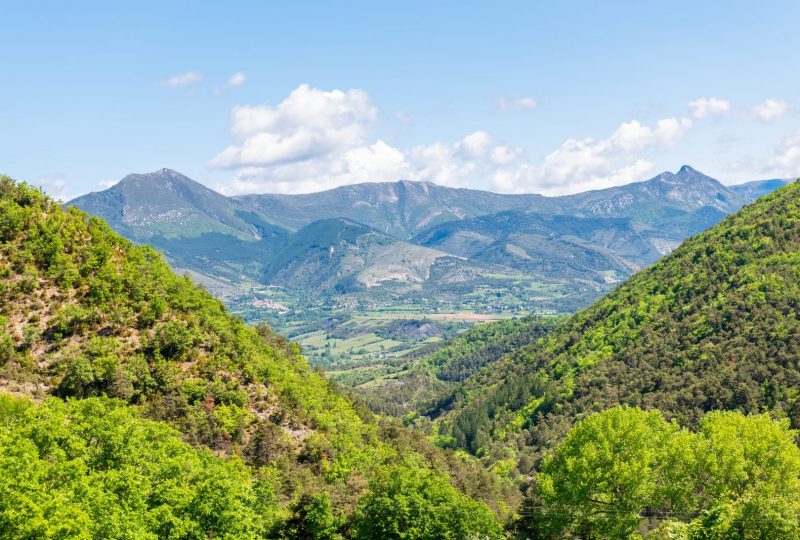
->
<box><xmin>2</xmin><ymin>1</ymin><xmax>799</xmax><ymax>199</ymax></box>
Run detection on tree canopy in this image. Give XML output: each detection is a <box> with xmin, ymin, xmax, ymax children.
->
<box><xmin>531</xmin><ymin>406</ymin><xmax>800</xmax><ymax>539</ymax></box>
<box><xmin>0</xmin><ymin>394</ymin><xmax>271</xmax><ymax>539</ymax></box>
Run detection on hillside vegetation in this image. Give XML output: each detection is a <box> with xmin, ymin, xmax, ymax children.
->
<box><xmin>525</xmin><ymin>406</ymin><xmax>800</xmax><ymax>538</ymax></box>
<box><xmin>69</xmin><ymin>167</ymin><xmax>787</xmax><ymax>396</ymax></box>
<box><xmin>358</xmin><ymin>316</ymin><xmax>560</xmax><ymax>417</ymax></box>
<box><xmin>427</xmin><ymin>179</ymin><xmax>800</xmax><ymax>477</ymax></box>
<box><xmin>0</xmin><ymin>176</ymin><xmax>509</xmax><ymax>538</ymax></box>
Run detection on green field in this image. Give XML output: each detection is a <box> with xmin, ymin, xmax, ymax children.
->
<box><xmin>223</xmin><ymin>270</ymin><xmax>604</xmax><ymax>390</ymax></box>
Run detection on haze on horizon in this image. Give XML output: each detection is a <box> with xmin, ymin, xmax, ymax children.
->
<box><xmin>2</xmin><ymin>0</ymin><xmax>799</xmax><ymax>200</ymax></box>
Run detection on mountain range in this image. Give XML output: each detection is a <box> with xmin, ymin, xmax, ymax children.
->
<box><xmin>69</xmin><ymin>166</ymin><xmax>787</xmax><ymax>311</ymax></box>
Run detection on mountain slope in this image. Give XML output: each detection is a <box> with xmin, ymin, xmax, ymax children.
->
<box><xmin>426</xmin><ymin>178</ymin><xmax>800</xmax><ymax>475</ymax></box>
<box><xmin>68</xmin><ymin>167</ymin><xmax>789</xmax><ymax>396</ymax></box>
<box><xmin>358</xmin><ymin>316</ymin><xmax>561</xmax><ymax>416</ymax></box>
<box><xmin>1</xmin><ymin>174</ymin><xmax>370</xmax><ymax>464</ymax></box>
<box><xmin>415</xmin><ymin>211</ymin><xmax>664</xmax><ymax>281</ymax></box>
<box><xmin>408</xmin><ymin>167</ymin><xmax>750</xmax><ymax>287</ymax></box>
<box><xmin>69</xmin><ymin>167</ymin><xmax>782</xmax><ymax>302</ymax></box>
<box><xmin>69</xmin><ymin>169</ymin><xmax>291</xmax><ymax>287</ymax></box>
<box><xmin>236</xmin><ymin>166</ymin><xmax>754</xmax><ymax>240</ymax></box>
<box><xmin>728</xmin><ymin>177</ymin><xmax>790</xmax><ymax>200</ymax></box>
<box><xmin>263</xmin><ymin>218</ymin><xmax>461</xmax><ymax>291</ymax></box>
<box><xmin>70</xmin><ymin>168</ymin><xmax>287</xmax><ymax>242</ymax></box>
<box><xmin>237</xmin><ymin>180</ymin><xmax>559</xmax><ymax>239</ymax></box>
<box><xmin>0</xmin><ymin>176</ymin><xmax>512</xmax><ymax>534</ymax></box>
<box><xmin>560</xmin><ymin>165</ymin><xmax>745</xmax><ymax>220</ymax></box>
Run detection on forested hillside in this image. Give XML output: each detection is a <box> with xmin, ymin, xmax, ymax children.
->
<box><xmin>69</xmin><ymin>168</ymin><xmax>787</xmax><ymax>396</ymax></box>
<box><xmin>0</xmin><ymin>176</ymin><xmax>510</xmax><ymax>538</ymax></box>
<box><xmin>427</xmin><ymin>179</ymin><xmax>800</xmax><ymax>478</ymax></box>
<box><xmin>358</xmin><ymin>316</ymin><xmax>560</xmax><ymax>416</ymax></box>
<box><xmin>8</xmin><ymin>172</ymin><xmax>800</xmax><ymax>537</ymax></box>
<box><xmin>525</xmin><ymin>406</ymin><xmax>800</xmax><ymax>538</ymax></box>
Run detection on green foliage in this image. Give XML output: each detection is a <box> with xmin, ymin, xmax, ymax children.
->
<box><xmin>433</xmin><ymin>180</ymin><xmax>800</xmax><ymax>474</ymax></box>
<box><xmin>0</xmin><ymin>176</ymin><xmax>507</xmax><ymax>536</ymax></box>
<box><xmin>152</xmin><ymin>320</ymin><xmax>197</xmax><ymax>359</ymax></box>
<box><xmin>537</xmin><ymin>407</ymin><xmax>693</xmax><ymax>538</ymax></box>
<box><xmin>0</xmin><ymin>394</ymin><xmax>271</xmax><ymax>539</ymax></box>
<box><xmin>281</xmin><ymin>493</ymin><xmax>342</xmax><ymax>540</ymax></box>
<box><xmin>421</xmin><ymin>316</ymin><xmax>558</xmax><ymax>383</ymax></box>
<box><xmin>534</xmin><ymin>406</ymin><xmax>800</xmax><ymax>539</ymax></box>
<box><xmin>688</xmin><ymin>411</ymin><xmax>800</xmax><ymax>539</ymax></box>
<box><xmin>0</xmin><ymin>331</ymin><xmax>14</xmax><ymax>367</ymax></box>
<box><xmin>0</xmin><ymin>176</ymin><xmax>370</xmax><ymax>466</ymax></box>
<box><xmin>350</xmin><ymin>460</ymin><xmax>505</xmax><ymax>540</ymax></box>
<box><xmin>355</xmin><ymin>316</ymin><xmax>558</xmax><ymax>418</ymax></box>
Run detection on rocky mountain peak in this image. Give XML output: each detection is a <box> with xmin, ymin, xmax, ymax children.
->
<box><xmin>118</xmin><ymin>168</ymin><xmax>198</xmax><ymax>189</ymax></box>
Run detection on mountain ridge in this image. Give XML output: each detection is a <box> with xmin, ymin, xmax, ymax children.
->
<box><xmin>71</xmin><ymin>168</ymin><xmax>287</xmax><ymax>242</ymax></box>
<box><xmin>69</xmin><ymin>167</ymin><xmax>786</xmax><ymax>296</ymax></box>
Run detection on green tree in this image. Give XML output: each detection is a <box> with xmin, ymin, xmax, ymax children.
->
<box><xmin>688</xmin><ymin>412</ymin><xmax>800</xmax><ymax>539</ymax></box>
<box><xmin>537</xmin><ymin>406</ymin><xmax>695</xmax><ymax>539</ymax></box>
<box><xmin>535</xmin><ymin>408</ymin><xmax>800</xmax><ymax>539</ymax></box>
<box><xmin>281</xmin><ymin>493</ymin><xmax>341</xmax><ymax>539</ymax></box>
<box><xmin>350</xmin><ymin>461</ymin><xmax>504</xmax><ymax>540</ymax></box>
<box><xmin>0</xmin><ymin>394</ymin><xmax>272</xmax><ymax>539</ymax></box>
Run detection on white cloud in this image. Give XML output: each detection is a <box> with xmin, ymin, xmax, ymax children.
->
<box><xmin>210</xmin><ymin>84</ymin><xmax>376</xmax><ymax>170</ymax></box>
<box><xmin>688</xmin><ymin>97</ymin><xmax>731</xmax><ymax>119</ymax></box>
<box><xmin>609</xmin><ymin>117</ymin><xmax>692</xmax><ymax>151</ymax></box>
<box><xmin>227</xmin><ymin>72</ymin><xmax>246</xmax><ymax>87</ymax></box>
<box><xmin>767</xmin><ymin>129</ymin><xmax>800</xmax><ymax>176</ymax></box>
<box><xmin>160</xmin><ymin>71</ymin><xmax>203</xmax><ymax>88</ymax></box>
<box><xmin>752</xmin><ymin>99</ymin><xmax>788</xmax><ymax>122</ymax></box>
<box><xmin>413</xmin><ymin>117</ymin><xmax>688</xmax><ymax>195</ymax></box>
<box><xmin>497</xmin><ymin>159</ymin><xmax>656</xmax><ymax>195</ymax></box>
<box><xmin>395</xmin><ymin>111</ymin><xmax>413</xmax><ymax>126</ymax></box>
<box><xmin>453</xmin><ymin>131</ymin><xmax>522</xmax><ymax>166</ymax></box>
<box><xmin>214</xmin><ymin>72</ymin><xmax>247</xmax><ymax>95</ymax></box>
<box><xmin>217</xmin><ymin>131</ymin><xmax>520</xmax><ymax>195</ymax></box>
<box><xmin>498</xmin><ymin>96</ymin><xmax>538</xmax><ymax>112</ymax></box>
<box><xmin>458</xmin><ymin>131</ymin><xmax>492</xmax><ymax>159</ymax></box>
<box><xmin>409</xmin><ymin>142</ymin><xmax>478</xmax><ymax>188</ymax></box>
<box><xmin>35</xmin><ymin>173</ymin><xmax>71</xmax><ymax>201</ymax></box>
<box><xmin>220</xmin><ymin>141</ymin><xmax>412</xmax><ymax>195</ymax></box>
<box><xmin>211</xmin><ymin>84</ymin><xmax>696</xmax><ymax>195</ymax></box>
<box><xmin>341</xmin><ymin>141</ymin><xmax>412</xmax><ymax>183</ymax></box>
<box><xmin>491</xmin><ymin>116</ymin><xmax>691</xmax><ymax>195</ymax></box>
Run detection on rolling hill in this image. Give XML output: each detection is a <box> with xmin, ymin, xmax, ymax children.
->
<box><xmin>70</xmin><ymin>168</ymin><xmax>288</xmax><ymax>244</ymax></box>
<box><xmin>414</xmin><ymin>212</ymin><xmax>662</xmax><ymax>280</ymax></box>
<box><xmin>69</xmin><ymin>169</ymin><xmax>291</xmax><ymax>289</ymax></box>
<box><xmin>0</xmin><ymin>175</ymin><xmax>513</xmax><ymax>537</ymax></box>
<box><xmin>261</xmin><ymin>217</ymin><xmax>462</xmax><ymax>291</ymax></box>
<box><xmin>415</xmin><ymin>178</ymin><xmax>800</xmax><ymax>482</ymax></box>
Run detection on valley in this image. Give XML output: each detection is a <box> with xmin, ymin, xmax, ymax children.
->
<box><xmin>7</xmin><ymin>3</ymin><xmax>800</xmax><ymax>537</ymax></box>
<box><xmin>5</xmin><ymin>172</ymin><xmax>800</xmax><ymax>537</ymax></box>
<box><xmin>69</xmin><ymin>166</ymin><xmax>788</xmax><ymax>394</ymax></box>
